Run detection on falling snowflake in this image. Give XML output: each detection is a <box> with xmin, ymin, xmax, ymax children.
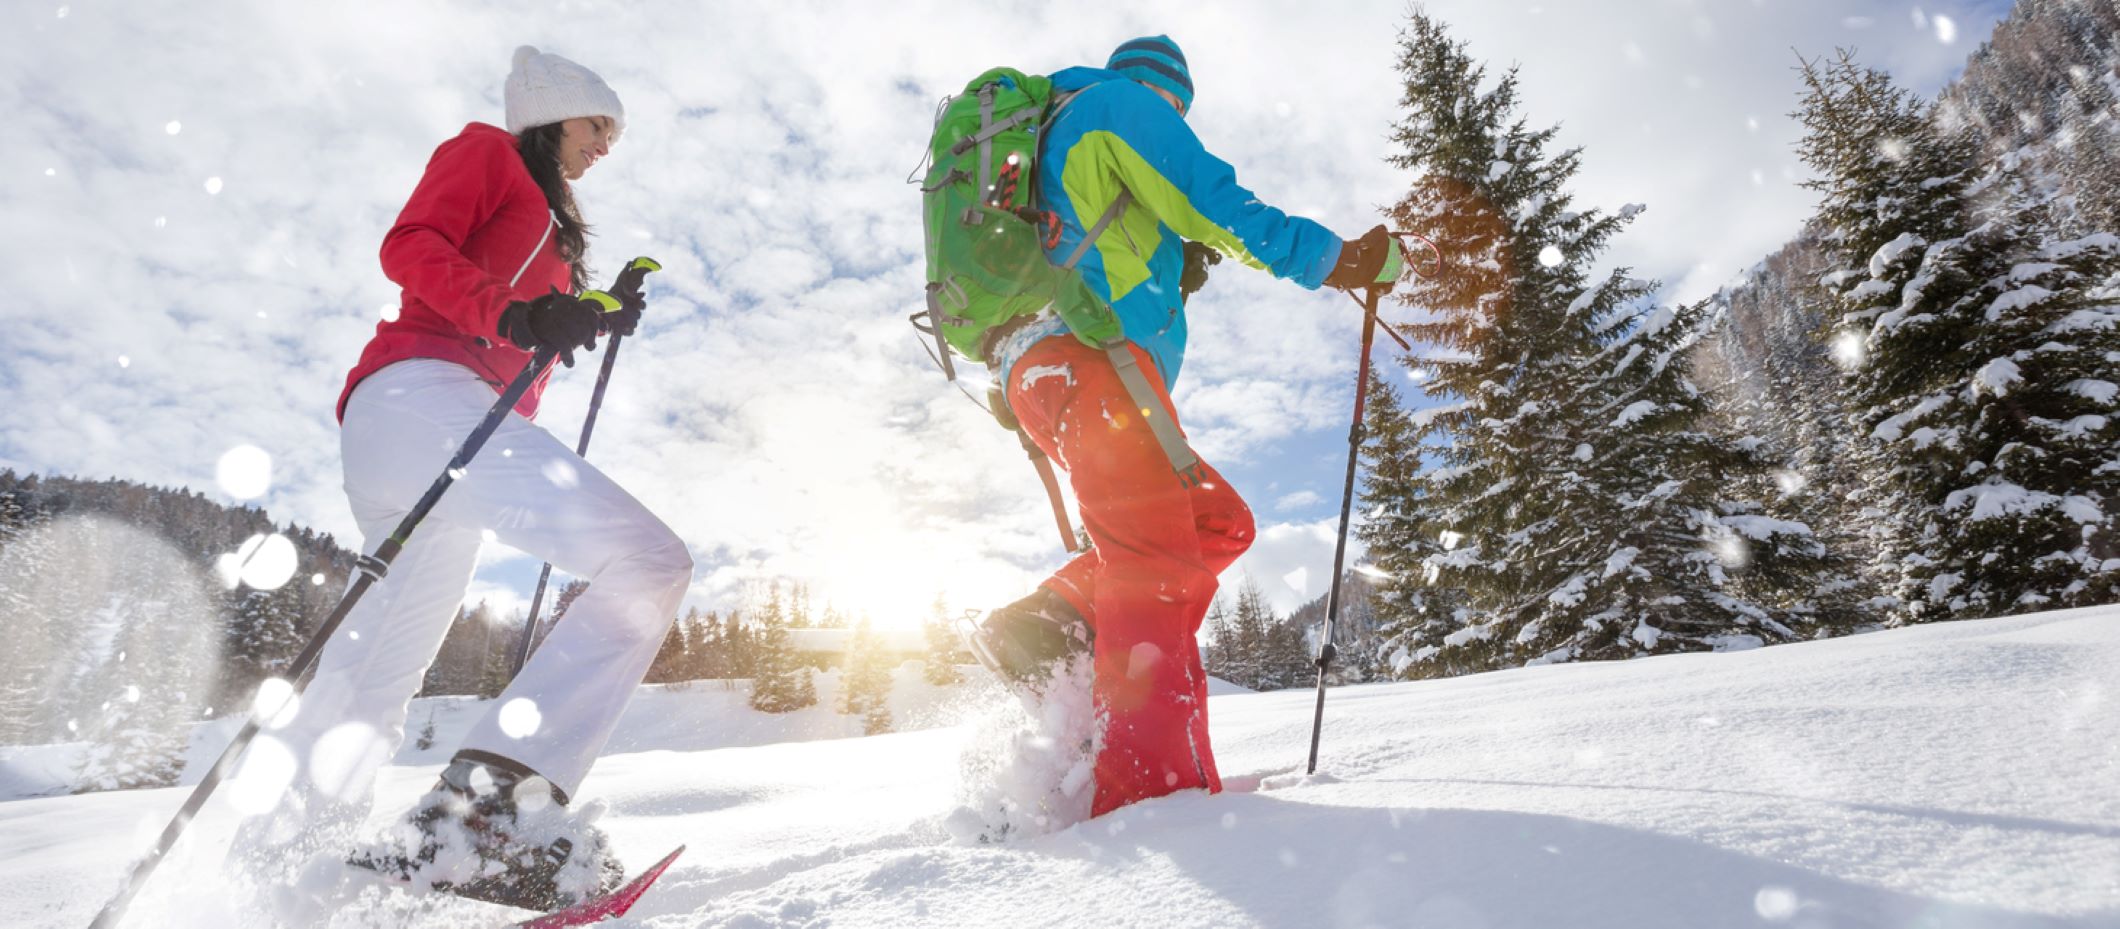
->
<box><xmin>117</xmin><ymin>355</ymin><xmax>130</xmax><ymax>368</ymax></box>
<box><xmin>1538</xmin><ymin>245</ymin><xmax>1564</xmax><ymax>268</ymax></box>
<box><xmin>205</xmin><ymin>176</ymin><xmax>223</xmax><ymax>195</ymax></box>
<box><xmin>165</xmin><ymin>120</ymin><xmax>181</xmax><ymax>135</ymax></box>
<box><xmin>1831</xmin><ymin>332</ymin><xmax>1866</xmax><ymax>368</ymax></box>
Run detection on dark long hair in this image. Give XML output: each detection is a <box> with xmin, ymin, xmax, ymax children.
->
<box><xmin>516</xmin><ymin>123</ymin><xmax>591</xmax><ymax>293</ymax></box>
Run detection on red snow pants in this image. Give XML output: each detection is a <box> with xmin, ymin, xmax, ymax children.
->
<box><xmin>1004</xmin><ymin>336</ymin><xmax>1256</xmax><ymax>816</ymax></box>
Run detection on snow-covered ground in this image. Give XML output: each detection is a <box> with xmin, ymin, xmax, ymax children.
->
<box><xmin>4</xmin><ymin>607</ymin><xmax>2115</xmax><ymax>928</ymax></box>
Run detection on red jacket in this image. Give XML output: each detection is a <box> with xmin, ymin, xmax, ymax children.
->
<box><xmin>338</xmin><ymin>122</ymin><xmax>570</xmax><ymax>422</ymax></box>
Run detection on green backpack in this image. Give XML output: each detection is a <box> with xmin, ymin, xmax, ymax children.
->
<box><xmin>912</xmin><ymin>68</ymin><xmax>1202</xmax><ymax>554</ymax></box>
<box><xmin>914</xmin><ymin>67</ymin><xmax>1131</xmax><ymax>378</ymax></box>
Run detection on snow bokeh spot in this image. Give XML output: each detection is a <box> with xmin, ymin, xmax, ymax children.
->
<box><xmin>379</xmin><ymin>303</ymin><xmax>399</xmax><ymax>322</ymax></box>
<box><xmin>310</xmin><ymin>722</ymin><xmax>389</xmax><ymax>801</ymax></box>
<box><xmin>204</xmin><ymin>176</ymin><xmax>223</xmax><ymax>195</ymax></box>
<box><xmin>542</xmin><ymin>459</ymin><xmax>580</xmax><ymax>490</ymax></box>
<box><xmin>216</xmin><ymin>445</ymin><xmax>273</xmax><ymax>500</ymax></box>
<box><xmin>164</xmin><ymin>121</ymin><xmax>181</xmax><ymax>135</ymax></box>
<box><xmin>498</xmin><ymin>697</ymin><xmax>543</xmax><ymax>739</ymax></box>
<box><xmin>1933</xmin><ymin>14</ymin><xmax>1958</xmax><ymax>44</ymax></box>
<box><xmin>1538</xmin><ymin>245</ymin><xmax>1564</xmax><ymax>268</ymax></box>
<box><xmin>1221</xmin><ymin>812</ymin><xmax>1237</xmax><ymax>830</ymax></box>
<box><xmin>252</xmin><ymin>677</ymin><xmax>298</xmax><ymax>728</ymax></box>
<box><xmin>218</xmin><ymin>533</ymin><xmax>298</xmax><ymax>590</ymax></box>
<box><xmin>1754</xmin><ymin>885</ymin><xmax>1800</xmax><ymax>920</ymax></box>
<box><xmin>1774</xmin><ymin>470</ymin><xmax>1808</xmax><ymax>495</ymax></box>
<box><xmin>1831</xmin><ymin>332</ymin><xmax>1865</xmax><ymax>368</ymax></box>
<box><xmin>310</xmin><ymin>572</ymin><xmax>325</xmax><ymax>586</ymax></box>
<box><xmin>1713</xmin><ymin>534</ymin><xmax>1750</xmax><ymax>568</ymax></box>
<box><xmin>515</xmin><ymin>775</ymin><xmax>555</xmax><ymax>813</ymax></box>
<box><xmin>226</xmin><ymin>735</ymin><xmax>297</xmax><ymax>816</ymax></box>
<box><xmin>117</xmin><ymin>355</ymin><xmax>130</xmax><ymax>368</ymax></box>
<box><xmin>122</xmin><ymin>684</ymin><xmax>140</xmax><ymax>703</ymax></box>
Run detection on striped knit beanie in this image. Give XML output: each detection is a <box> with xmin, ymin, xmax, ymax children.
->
<box><xmin>1107</xmin><ymin>35</ymin><xmax>1193</xmax><ymax>112</ymax></box>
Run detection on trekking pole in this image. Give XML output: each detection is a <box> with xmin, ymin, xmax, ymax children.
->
<box><xmin>91</xmin><ymin>261</ymin><xmax>656</xmax><ymax>929</ymax></box>
<box><xmin>1303</xmin><ymin>229</ymin><xmax>1433</xmax><ymax>774</ymax></box>
<box><xmin>1304</xmin><ymin>285</ymin><xmax>1384</xmax><ymax>775</ymax></box>
<box><xmin>511</xmin><ymin>256</ymin><xmax>664</xmax><ymax>675</ymax></box>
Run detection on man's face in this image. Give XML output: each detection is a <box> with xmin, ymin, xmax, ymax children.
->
<box><xmin>1144</xmin><ymin>83</ymin><xmax>1188</xmax><ymax>118</ymax></box>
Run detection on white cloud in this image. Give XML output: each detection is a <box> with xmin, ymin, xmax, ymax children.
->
<box><xmin>1275</xmin><ymin>490</ymin><xmax>1323</xmax><ymax>512</ymax></box>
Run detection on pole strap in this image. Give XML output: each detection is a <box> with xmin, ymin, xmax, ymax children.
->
<box><xmin>1020</xmin><ymin>431</ymin><xmax>1080</xmax><ymax>553</ymax></box>
<box><xmin>354</xmin><ymin>554</ymin><xmax>388</xmax><ymax>582</ymax></box>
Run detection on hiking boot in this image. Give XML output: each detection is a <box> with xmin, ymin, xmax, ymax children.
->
<box><xmin>349</xmin><ymin>756</ymin><xmax>623</xmax><ymax>911</ymax></box>
<box><xmin>961</xmin><ymin>586</ymin><xmax>1092</xmax><ymax>698</ymax></box>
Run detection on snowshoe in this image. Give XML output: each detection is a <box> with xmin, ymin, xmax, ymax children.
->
<box><xmin>347</xmin><ymin>756</ymin><xmax>624</xmax><ymax>912</ymax></box>
<box><xmin>960</xmin><ymin>587</ymin><xmax>1092</xmax><ymax>700</ymax></box>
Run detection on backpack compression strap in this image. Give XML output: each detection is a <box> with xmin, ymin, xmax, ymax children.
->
<box><xmin>1059</xmin><ymin>188</ymin><xmax>1208</xmax><ymax>489</ymax></box>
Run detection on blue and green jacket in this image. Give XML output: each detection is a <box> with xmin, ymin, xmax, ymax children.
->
<box><xmin>1016</xmin><ymin>66</ymin><xmax>1344</xmax><ymax>391</ymax></box>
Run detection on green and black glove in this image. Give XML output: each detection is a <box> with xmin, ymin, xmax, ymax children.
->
<box><xmin>598</xmin><ymin>260</ymin><xmax>652</xmax><ymax>338</ymax></box>
<box><xmin>496</xmin><ymin>288</ymin><xmax>603</xmax><ymax>367</ymax></box>
<box><xmin>1323</xmin><ymin>225</ymin><xmax>1405</xmax><ymax>292</ymax></box>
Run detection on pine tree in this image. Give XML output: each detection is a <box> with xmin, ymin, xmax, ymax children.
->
<box><xmin>645</xmin><ymin>617</ymin><xmax>690</xmax><ymax>684</ymax></box>
<box><xmin>920</xmin><ymin>592</ymin><xmax>965</xmax><ymax>685</ymax></box>
<box><xmin>748</xmin><ymin>588</ymin><xmax>816</xmax><ymax>713</ymax></box>
<box><xmin>1228</xmin><ymin>578</ymin><xmax>1275</xmax><ymax>689</ymax></box>
<box><xmin>839</xmin><ymin>618</ymin><xmax>894</xmax><ymax>735</ymax></box>
<box><xmin>1202</xmin><ymin>597</ymin><xmax>1234</xmax><ymax>681</ymax></box>
<box><xmin>1375</xmin><ymin>13</ymin><xmax>1837</xmax><ymax>672</ymax></box>
<box><xmin>1797</xmin><ymin>50</ymin><xmax>2120</xmax><ymax>620</ymax></box>
<box><xmin>684</xmin><ymin>608</ymin><xmax>721</xmax><ymax>679</ymax></box>
<box><xmin>1357</xmin><ymin>372</ymin><xmax>1477</xmax><ymax>678</ymax></box>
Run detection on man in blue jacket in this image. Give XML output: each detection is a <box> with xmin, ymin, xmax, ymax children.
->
<box><xmin>968</xmin><ymin>35</ymin><xmax>1402</xmax><ymax>816</ymax></box>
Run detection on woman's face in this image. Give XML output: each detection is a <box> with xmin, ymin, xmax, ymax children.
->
<box><xmin>557</xmin><ymin>115</ymin><xmax>617</xmax><ymax>180</ymax></box>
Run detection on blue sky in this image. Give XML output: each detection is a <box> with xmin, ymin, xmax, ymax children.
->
<box><xmin>0</xmin><ymin>0</ymin><xmax>2013</xmax><ymax>626</ymax></box>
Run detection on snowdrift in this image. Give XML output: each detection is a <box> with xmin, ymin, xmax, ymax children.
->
<box><xmin>3</xmin><ymin>607</ymin><xmax>2113</xmax><ymax>928</ymax></box>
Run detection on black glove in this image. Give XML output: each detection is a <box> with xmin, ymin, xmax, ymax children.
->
<box><xmin>1323</xmin><ymin>224</ymin><xmax>1398</xmax><ymax>292</ymax></box>
<box><xmin>1180</xmin><ymin>241</ymin><xmax>1221</xmax><ymax>303</ymax></box>
<box><xmin>599</xmin><ymin>261</ymin><xmax>651</xmax><ymax>338</ymax></box>
<box><xmin>496</xmin><ymin>288</ymin><xmax>602</xmax><ymax>367</ymax></box>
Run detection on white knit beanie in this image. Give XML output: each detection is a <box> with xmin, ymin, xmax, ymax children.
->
<box><xmin>504</xmin><ymin>45</ymin><xmax>625</xmax><ymax>140</ymax></box>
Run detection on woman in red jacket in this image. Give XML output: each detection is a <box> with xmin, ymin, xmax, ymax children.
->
<box><xmin>233</xmin><ymin>47</ymin><xmax>692</xmax><ymax>914</ymax></box>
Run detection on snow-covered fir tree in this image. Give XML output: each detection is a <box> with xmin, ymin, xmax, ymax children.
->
<box><xmin>921</xmin><ymin>593</ymin><xmax>964</xmax><ymax>686</ymax></box>
<box><xmin>1797</xmin><ymin>50</ymin><xmax>2120</xmax><ymax>620</ymax></box>
<box><xmin>839</xmin><ymin>618</ymin><xmax>894</xmax><ymax>735</ymax></box>
<box><xmin>1693</xmin><ymin>231</ymin><xmax>1879</xmax><ymax>619</ymax></box>
<box><xmin>74</xmin><ymin>612</ymin><xmax>191</xmax><ymax>791</ymax></box>
<box><xmin>1356</xmin><ymin>372</ymin><xmax>1475</xmax><ymax>678</ymax></box>
<box><xmin>1375</xmin><ymin>13</ymin><xmax>1843</xmax><ymax>672</ymax></box>
<box><xmin>748</xmin><ymin>588</ymin><xmax>816</xmax><ymax>713</ymax></box>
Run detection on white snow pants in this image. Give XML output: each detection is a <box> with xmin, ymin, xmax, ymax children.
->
<box><xmin>257</xmin><ymin>359</ymin><xmax>691</xmax><ymax>829</ymax></box>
